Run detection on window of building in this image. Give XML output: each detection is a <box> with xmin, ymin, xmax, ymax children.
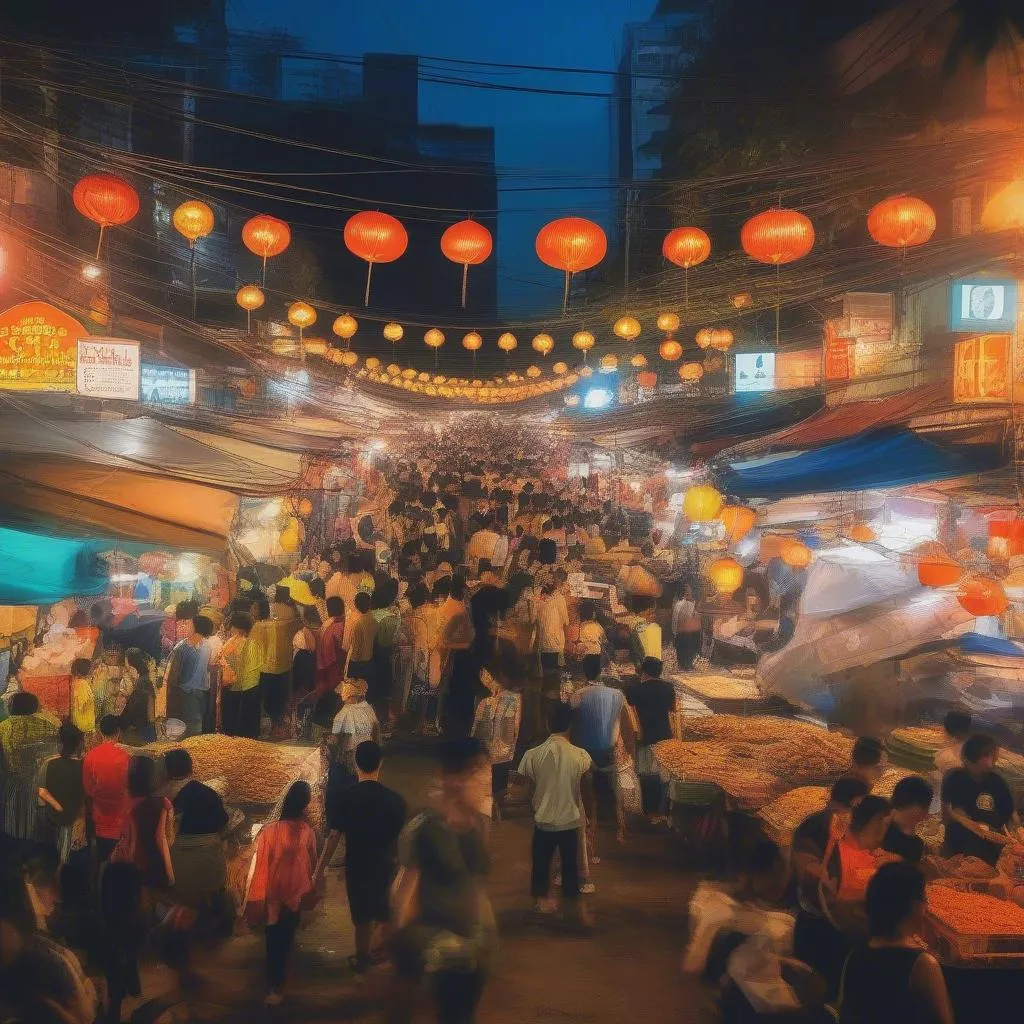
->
<box><xmin>954</xmin><ymin>334</ymin><xmax>1010</xmax><ymax>402</ymax></box>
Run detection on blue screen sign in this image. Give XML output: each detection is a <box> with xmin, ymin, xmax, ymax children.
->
<box><xmin>140</xmin><ymin>363</ymin><xmax>196</xmax><ymax>405</ymax></box>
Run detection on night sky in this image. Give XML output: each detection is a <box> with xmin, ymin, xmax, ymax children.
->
<box><xmin>229</xmin><ymin>0</ymin><xmax>657</xmax><ymax>315</ymax></box>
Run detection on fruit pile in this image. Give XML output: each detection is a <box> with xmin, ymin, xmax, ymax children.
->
<box><xmin>927</xmin><ymin>884</ymin><xmax>1024</xmax><ymax>935</ymax></box>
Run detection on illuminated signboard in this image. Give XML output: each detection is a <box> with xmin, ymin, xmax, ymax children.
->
<box><xmin>0</xmin><ymin>301</ymin><xmax>85</xmax><ymax>392</ymax></box>
<box><xmin>734</xmin><ymin>352</ymin><xmax>776</xmax><ymax>393</ymax></box>
<box><xmin>77</xmin><ymin>338</ymin><xmax>141</xmax><ymax>400</ymax></box>
<box><xmin>140</xmin><ymin>363</ymin><xmax>196</xmax><ymax>406</ymax></box>
<box><xmin>949</xmin><ymin>278</ymin><xmax>1018</xmax><ymax>332</ymax></box>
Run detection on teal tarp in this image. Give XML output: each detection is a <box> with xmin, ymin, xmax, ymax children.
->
<box><xmin>0</xmin><ymin>525</ymin><xmax>109</xmax><ymax>605</ymax></box>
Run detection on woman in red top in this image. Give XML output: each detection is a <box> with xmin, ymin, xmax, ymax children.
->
<box><xmin>111</xmin><ymin>755</ymin><xmax>174</xmax><ymax>892</ymax></box>
<box><xmin>315</xmin><ymin>596</ymin><xmax>346</xmax><ymax>696</ymax></box>
<box><xmin>244</xmin><ymin>781</ymin><xmax>319</xmax><ymax>1006</ymax></box>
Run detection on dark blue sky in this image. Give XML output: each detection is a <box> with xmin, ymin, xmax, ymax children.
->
<box><xmin>228</xmin><ymin>0</ymin><xmax>656</xmax><ymax>315</ymax></box>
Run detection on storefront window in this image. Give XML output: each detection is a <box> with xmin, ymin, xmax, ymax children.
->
<box><xmin>953</xmin><ymin>334</ymin><xmax>1009</xmax><ymax>402</ymax></box>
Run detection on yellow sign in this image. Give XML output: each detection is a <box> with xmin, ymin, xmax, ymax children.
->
<box><xmin>0</xmin><ymin>301</ymin><xmax>86</xmax><ymax>391</ymax></box>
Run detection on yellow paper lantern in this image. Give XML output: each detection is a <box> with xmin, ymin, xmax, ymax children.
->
<box><xmin>287</xmin><ymin>301</ymin><xmax>316</xmax><ymax>330</ymax></box>
<box><xmin>526</xmin><ymin>365</ymin><xmax>541</xmax><ymax>378</ymax></box>
<box><xmin>684</xmin><ymin>484</ymin><xmax>723</xmax><ymax>522</ymax></box>
<box><xmin>383</xmin><ymin>322</ymin><xmax>404</xmax><ymax>342</ymax></box>
<box><xmin>630</xmin><ymin>353</ymin><xmax>648</xmax><ymax>368</ymax></box>
<box><xmin>552</xmin><ymin>361</ymin><xmax>568</xmax><ymax>375</ymax></box>
<box><xmin>599</xmin><ymin>353</ymin><xmax>618</xmax><ymax>371</ymax></box>
<box><xmin>695</xmin><ymin>328</ymin><xmax>713</xmax><ymax>350</ymax></box>
<box><xmin>172</xmin><ymin>200</ymin><xmax>215</xmax><ymax>246</ymax></box>
<box><xmin>365</xmin><ymin>356</ymin><xmax>381</xmax><ymax>370</ymax></box>
<box><xmin>532</xmin><ymin>333</ymin><xmax>554</xmax><ymax>355</ymax></box>
<box><xmin>424</xmin><ymin>328</ymin><xmax>445</xmax><ymax>349</ymax></box>
<box><xmin>332</xmin><ymin>314</ymin><xmax>358</xmax><ymax>340</ymax></box>
<box><xmin>462</xmin><ymin>331</ymin><xmax>482</xmax><ymax>351</ymax></box>
<box><xmin>659</xmin><ymin>338</ymin><xmax>683</xmax><ymax>362</ymax></box>
<box><xmin>497</xmin><ymin>332</ymin><xmax>518</xmax><ymax>353</ymax></box>
<box><xmin>656</xmin><ymin>311</ymin><xmax>680</xmax><ymax>334</ymax></box>
<box><xmin>613</xmin><ymin>315</ymin><xmax>641</xmax><ymax>341</ymax></box>
<box><xmin>572</xmin><ymin>330</ymin><xmax>595</xmax><ymax>352</ymax></box>
<box><xmin>341</xmin><ymin>350</ymin><xmax>359</xmax><ymax>367</ymax></box>
<box><xmin>709</xmin><ymin>557</ymin><xmax>744</xmax><ymax>597</ymax></box>
<box><xmin>679</xmin><ymin>362</ymin><xmax>704</xmax><ymax>381</ymax></box>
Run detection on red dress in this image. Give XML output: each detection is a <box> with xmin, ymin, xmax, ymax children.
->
<box><xmin>315</xmin><ymin>616</ymin><xmax>345</xmax><ymax>695</ymax></box>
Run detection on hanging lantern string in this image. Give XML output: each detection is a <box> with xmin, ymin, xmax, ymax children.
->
<box><xmin>364</xmin><ymin>262</ymin><xmax>374</xmax><ymax>307</ymax></box>
<box><xmin>562</xmin><ymin>271</ymin><xmax>570</xmax><ymax>315</ymax></box>
<box><xmin>461</xmin><ymin>263</ymin><xmax>469</xmax><ymax>308</ymax></box>
<box><xmin>775</xmin><ymin>263</ymin><xmax>781</xmax><ymax>348</ymax></box>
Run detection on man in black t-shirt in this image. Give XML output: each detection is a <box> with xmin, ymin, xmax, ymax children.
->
<box><xmin>624</xmin><ymin>657</ymin><xmax>676</xmax><ymax>822</ymax></box>
<box><xmin>790</xmin><ymin>775</ymin><xmax>869</xmax><ymax>998</ymax></box>
<box><xmin>882</xmin><ymin>775</ymin><xmax>933</xmax><ymax>865</ymax></box>
<box><xmin>941</xmin><ymin>733</ymin><xmax>1020</xmax><ymax>867</ymax></box>
<box><xmin>316</xmin><ymin>740</ymin><xmax>406</xmax><ymax>972</ymax></box>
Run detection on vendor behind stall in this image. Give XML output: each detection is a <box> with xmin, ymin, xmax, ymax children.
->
<box><xmin>941</xmin><ymin>733</ymin><xmax>1021</xmax><ymax>868</ymax></box>
<box><xmin>882</xmin><ymin>776</ymin><xmax>933</xmax><ymax>866</ymax></box>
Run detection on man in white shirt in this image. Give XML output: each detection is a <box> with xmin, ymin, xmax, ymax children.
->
<box><xmin>537</xmin><ymin>581</ymin><xmax>569</xmax><ymax>674</ymax></box>
<box><xmin>516</xmin><ymin>702</ymin><xmax>592</xmax><ymax>917</ymax></box>
<box><xmin>465</xmin><ymin>514</ymin><xmax>501</xmax><ymax>576</ymax></box>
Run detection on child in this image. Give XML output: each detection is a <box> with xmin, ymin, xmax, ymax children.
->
<box><xmin>69</xmin><ymin>657</ymin><xmax>96</xmax><ymax>741</ymax></box>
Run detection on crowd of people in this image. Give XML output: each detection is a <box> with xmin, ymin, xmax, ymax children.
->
<box><xmin>2</xmin><ymin>426</ymin><xmax>1023</xmax><ymax>1023</ymax></box>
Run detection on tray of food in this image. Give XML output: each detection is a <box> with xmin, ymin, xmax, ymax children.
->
<box><xmin>653</xmin><ymin>738</ymin><xmax>784</xmax><ymax>809</ymax></box>
<box><xmin>925</xmin><ymin>884</ymin><xmax>1024</xmax><ymax>963</ymax></box>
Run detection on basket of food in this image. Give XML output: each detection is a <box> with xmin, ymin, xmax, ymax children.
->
<box><xmin>759</xmin><ymin>786</ymin><xmax>829</xmax><ymax>843</ymax></box>
<box><xmin>925</xmin><ymin>884</ymin><xmax>1024</xmax><ymax>962</ymax></box>
<box><xmin>886</xmin><ymin>726</ymin><xmax>943</xmax><ymax>772</ymax></box>
<box><xmin>653</xmin><ymin>738</ymin><xmax>783</xmax><ymax>810</ymax></box>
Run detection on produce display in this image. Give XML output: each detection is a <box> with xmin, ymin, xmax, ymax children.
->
<box><xmin>676</xmin><ymin>715</ymin><xmax>854</xmax><ymax>786</ymax></box>
<box><xmin>759</xmin><ymin>786</ymin><xmax>828</xmax><ymax>835</ymax></box>
<box><xmin>671</xmin><ymin>673</ymin><xmax>762</xmax><ymax>702</ymax></box>
<box><xmin>927</xmin><ymin>884</ymin><xmax>1024</xmax><ymax>936</ymax></box>
<box><xmin>889</xmin><ymin>726</ymin><xmax>945</xmax><ymax>750</ymax></box>
<box><xmin>143</xmin><ymin>735</ymin><xmax>311</xmax><ymax>805</ymax></box>
<box><xmin>886</xmin><ymin>726</ymin><xmax>942</xmax><ymax>772</ymax></box>
<box><xmin>653</xmin><ymin>738</ymin><xmax>783</xmax><ymax>808</ymax></box>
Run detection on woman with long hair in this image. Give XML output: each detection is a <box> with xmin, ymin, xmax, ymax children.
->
<box><xmin>244</xmin><ymin>781</ymin><xmax>318</xmax><ymax>1007</ymax></box>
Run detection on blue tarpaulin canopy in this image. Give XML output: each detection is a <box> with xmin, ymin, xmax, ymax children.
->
<box><xmin>716</xmin><ymin>427</ymin><xmax>1002</xmax><ymax>499</ymax></box>
<box><xmin>958</xmin><ymin>632</ymin><xmax>1024</xmax><ymax>659</ymax></box>
<box><xmin>0</xmin><ymin>525</ymin><xmax>109</xmax><ymax>605</ymax></box>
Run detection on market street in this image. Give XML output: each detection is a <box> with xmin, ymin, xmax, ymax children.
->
<box><xmin>128</xmin><ymin>741</ymin><xmax>711</xmax><ymax>1024</ymax></box>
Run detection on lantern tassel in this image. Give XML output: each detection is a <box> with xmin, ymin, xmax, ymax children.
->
<box><xmin>684</xmin><ymin>267</ymin><xmax>689</xmax><ymax>312</ymax></box>
<box><xmin>461</xmin><ymin>263</ymin><xmax>468</xmax><ymax>308</ymax></box>
<box><xmin>562</xmin><ymin>270</ymin><xmax>570</xmax><ymax>315</ymax></box>
<box><xmin>775</xmin><ymin>264</ymin><xmax>781</xmax><ymax>348</ymax></box>
<box><xmin>246</xmin><ymin>308</ymin><xmax>251</xmax><ymax>334</ymax></box>
<box><xmin>190</xmin><ymin>246</ymin><xmax>197</xmax><ymax>319</ymax></box>
<box><xmin>364</xmin><ymin>262</ymin><xmax>375</xmax><ymax>307</ymax></box>
<box><xmin>95</xmin><ymin>225</ymin><xmax>105</xmax><ymax>260</ymax></box>
<box><xmin>261</xmin><ymin>253</ymin><xmax>267</xmax><ymax>287</ymax></box>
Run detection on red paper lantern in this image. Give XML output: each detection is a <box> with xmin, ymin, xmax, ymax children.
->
<box><xmin>662</xmin><ymin>227</ymin><xmax>711</xmax><ymax>269</ymax></box>
<box><xmin>867</xmin><ymin>195</ymin><xmax>936</xmax><ymax>248</ymax></box>
<box><xmin>344</xmin><ymin>211</ymin><xmax>408</xmax><ymax>305</ymax></box>
<box><xmin>72</xmin><ymin>173</ymin><xmax>140</xmax><ymax>256</ymax></box>
<box><xmin>741</xmin><ymin>208</ymin><xmax>815</xmax><ymax>265</ymax></box>
<box><xmin>535</xmin><ymin>217</ymin><xmax>607</xmax><ymax>312</ymax></box>
<box><xmin>441</xmin><ymin>219</ymin><xmax>492</xmax><ymax>307</ymax></box>
<box><xmin>957</xmin><ymin>577</ymin><xmax>1008</xmax><ymax>617</ymax></box>
<box><xmin>636</xmin><ymin>370</ymin><xmax>658</xmax><ymax>389</ymax></box>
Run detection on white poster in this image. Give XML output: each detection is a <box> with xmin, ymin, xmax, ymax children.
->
<box><xmin>76</xmin><ymin>338</ymin><xmax>141</xmax><ymax>400</ymax></box>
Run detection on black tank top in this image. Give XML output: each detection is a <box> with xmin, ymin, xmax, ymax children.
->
<box><xmin>841</xmin><ymin>945</ymin><xmax>935</xmax><ymax>1024</ymax></box>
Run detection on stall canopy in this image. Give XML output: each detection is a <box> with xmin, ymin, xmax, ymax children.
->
<box><xmin>0</xmin><ymin>411</ymin><xmax>302</xmax><ymax>495</ymax></box>
<box><xmin>717</xmin><ymin>427</ymin><xmax>1003</xmax><ymax>499</ymax></box>
<box><xmin>0</xmin><ymin>525</ymin><xmax>108</xmax><ymax>604</ymax></box>
<box><xmin>0</xmin><ymin>462</ymin><xmax>238</xmax><ymax>552</ymax></box>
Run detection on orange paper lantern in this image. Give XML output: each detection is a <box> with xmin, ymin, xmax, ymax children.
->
<box><xmin>636</xmin><ymin>370</ymin><xmax>657</xmax><ymax>389</ymax></box>
<box><xmin>424</xmin><ymin>328</ymin><xmax>445</xmax><ymax>348</ymax></box>
<box><xmin>236</xmin><ymin>284</ymin><xmax>265</xmax><ymax>311</ymax></box>
<box><xmin>867</xmin><ymin>195</ymin><xmax>936</xmax><ymax>248</ymax></box>
<box><xmin>172</xmin><ymin>200</ymin><xmax>214</xmax><ymax>246</ymax></box>
<box><xmin>657</xmin><ymin>311</ymin><xmax>680</xmax><ymax>334</ymax></box>
<box><xmin>741</xmin><ymin>208</ymin><xmax>815</xmax><ymax>265</ymax></box>
<box><xmin>552</xmin><ymin>361</ymin><xmax>568</xmax><ymax>375</ymax></box>
<box><xmin>679</xmin><ymin>362</ymin><xmax>704</xmax><ymax>382</ymax></box>
<box><xmin>662</xmin><ymin>226</ymin><xmax>711</xmax><ymax>269</ymax></box>
<box><xmin>709</xmin><ymin>557</ymin><xmax>744</xmax><ymax>597</ymax></box>
<box><xmin>695</xmin><ymin>328</ymin><xmax>714</xmax><ymax>350</ymax></box>
<box><xmin>630</xmin><ymin>353</ymin><xmax>648</xmax><ymax>368</ymax></box>
<box><xmin>719</xmin><ymin>505</ymin><xmax>757</xmax><ymax>542</ymax></box>
<box><xmin>572</xmin><ymin>330</ymin><xmax>595</xmax><ymax>353</ymax></box>
<box><xmin>709</xmin><ymin>328</ymin><xmax>735</xmax><ymax>352</ymax></box>
<box><xmin>532</xmin><ymin>333</ymin><xmax>554</xmax><ymax>356</ymax></box>
<box><xmin>497</xmin><ymin>332</ymin><xmax>518</xmax><ymax>353</ymax></box>
<box><xmin>613</xmin><ymin>316</ymin><xmax>641</xmax><ymax>341</ymax></box>
<box><xmin>440</xmin><ymin>219</ymin><xmax>492</xmax><ymax>306</ymax></box>
<box><xmin>957</xmin><ymin>577</ymin><xmax>1008</xmax><ymax>617</ymax></box>
<box><xmin>333</xmin><ymin>314</ymin><xmax>358</xmax><ymax>341</ymax></box>
<box><xmin>781</xmin><ymin>539</ymin><xmax>813</xmax><ymax>569</ymax></box>
<box><xmin>242</xmin><ymin>214</ymin><xmax>291</xmax><ymax>279</ymax></box>
<box><xmin>383</xmin><ymin>322</ymin><xmax>404</xmax><ymax>342</ymax></box>
<box><xmin>462</xmin><ymin>331</ymin><xmax>483</xmax><ymax>351</ymax></box>
<box><xmin>659</xmin><ymin>338</ymin><xmax>683</xmax><ymax>361</ymax></box>
<box><xmin>344</xmin><ymin>210</ymin><xmax>409</xmax><ymax>305</ymax></box>
<box><xmin>287</xmin><ymin>301</ymin><xmax>316</xmax><ymax>329</ymax></box>
<box><xmin>535</xmin><ymin>217</ymin><xmax>607</xmax><ymax>312</ymax></box>
<box><xmin>72</xmin><ymin>173</ymin><xmax>140</xmax><ymax>256</ymax></box>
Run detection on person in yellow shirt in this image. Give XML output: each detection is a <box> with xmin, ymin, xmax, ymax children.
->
<box><xmin>69</xmin><ymin>657</ymin><xmax>96</xmax><ymax>740</ymax></box>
